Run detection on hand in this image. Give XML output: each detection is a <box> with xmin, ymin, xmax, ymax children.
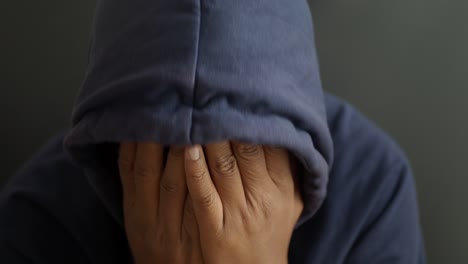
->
<box><xmin>184</xmin><ymin>141</ymin><xmax>303</xmax><ymax>264</ymax></box>
<box><xmin>118</xmin><ymin>142</ymin><xmax>203</xmax><ymax>264</ymax></box>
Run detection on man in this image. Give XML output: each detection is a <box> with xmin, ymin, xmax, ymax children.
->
<box><xmin>0</xmin><ymin>0</ymin><xmax>425</xmax><ymax>263</ymax></box>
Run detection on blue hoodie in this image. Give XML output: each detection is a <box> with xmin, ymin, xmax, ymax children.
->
<box><xmin>0</xmin><ymin>0</ymin><xmax>425</xmax><ymax>263</ymax></box>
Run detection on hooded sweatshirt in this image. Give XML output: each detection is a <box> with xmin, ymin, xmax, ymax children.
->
<box><xmin>0</xmin><ymin>0</ymin><xmax>426</xmax><ymax>263</ymax></box>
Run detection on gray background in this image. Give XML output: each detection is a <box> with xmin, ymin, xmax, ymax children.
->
<box><xmin>1</xmin><ymin>0</ymin><xmax>466</xmax><ymax>263</ymax></box>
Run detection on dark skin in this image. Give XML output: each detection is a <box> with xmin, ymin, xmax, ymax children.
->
<box><xmin>118</xmin><ymin>141</ymin><xmax>304</xmax><ymax>264</ymax></box>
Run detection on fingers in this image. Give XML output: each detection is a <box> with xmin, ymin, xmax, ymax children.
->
<box><xmin>184</xmin><ymin>145</ymin><xmax>223</xmax><ymax>232</ymax></box>
<box><xmin>133</xmin><ymin>142</ymin><xmax>165</xmax><ymax>210</ymax></box>
<box><xmin>118</xmin><ymin>142</ymin><xmax>137</xmax><ymax>202</ymax></box>
<box><xmin>182</xmin><ymin>195</ymin><xmax>199</xmax><ymax>239</ymax></box>
<box><xmin>263</xmin><ymin>146</ymin><xmax>294</xmax><ymax>192</ymax></box>
<box><xmin>231</xmin><ymin>141</ymin><xmax>273</xmax><ymax>204</ymax></box>
<box><xmin>183</xmin><ymin>195</ymin><xmax>204</xmax><ymax>264</ymax></box>
<box><xmin>204</xmin><ymin>141</ymin><xmax>246</xmax><ymax>210</ymax></box>
<box><xmin>159</xmin><ymin>146</ymin><xmax>188</xmax><ymax>237</ymax></box>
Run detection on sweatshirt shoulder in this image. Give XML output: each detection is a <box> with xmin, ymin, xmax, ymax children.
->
<box><xmin>0</xmin><ymin>132</ymin><xmax>98</xmax><ymax>215</ymax></box>
<box><xmin>298</xmin><ymin>94</ymin><xmax>425</xmax><ymax>263</ymax></box>
<box><xmin>0</xmin><ymin>132</ymin><xmax>129</xmax><ymax>263</ymax></box>
<box><xmin>325</xmin><ymin>93</ymin><xmax>411</xmax><ymax>171</ymax></box>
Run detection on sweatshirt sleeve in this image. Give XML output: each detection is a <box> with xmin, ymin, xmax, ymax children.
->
<box><xmin>345</xmin><ymin>162</ymin><xmax>426</xmax><ymax>263</ymax></box>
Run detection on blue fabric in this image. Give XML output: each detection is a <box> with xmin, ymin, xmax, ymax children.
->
<box><xmin>0</xmin><ymin>0</ymin><xmax>425</xmax><ymax>262</ymax></box>
<box><xmin>0</xmin><ymin>95</ymin><xmax>426</xmax><ymax>263</ymax></box>
<box><xmin>64</xmin><ymin>0</ymin><xmax>332</xmax><ymax>227</ymax></box>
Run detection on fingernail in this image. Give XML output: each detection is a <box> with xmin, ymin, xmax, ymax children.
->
<box><xmin>187</xmin><ymin>145</ymin><xmax>200</xmax><ymax>161</ymax></box>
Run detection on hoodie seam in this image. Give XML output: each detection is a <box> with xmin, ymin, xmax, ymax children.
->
<box><xmin>189</xmin><ymin>0</ymin><xmax>203</xmax><ymax>144</ymax></box>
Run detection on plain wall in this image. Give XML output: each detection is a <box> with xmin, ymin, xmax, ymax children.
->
<box><xmin>1</xmin><ymin>0</ymin><xmax>467</xmax><ymax>263</ymax></box>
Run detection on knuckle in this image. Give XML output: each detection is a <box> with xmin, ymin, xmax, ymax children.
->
<box><xmin>198</xmin><ymin>192</ymin><xmax>217</xmax><ymax>208</ymax></box>
<box><xmin>261</xmin><ymin>199</ymin><xmax>273</xmax><ymax>215</ymax></box>
<box><xmin>259</xmin><ymin>194</ymin><xmax>275</xmax><ymax>218</ymax></box>
<box><xmin>160</xmin><ymin>177</ymin><xmax>179</xmax><ymax>194</ymax></box>
<box><xmin>134</xmin><ymin>165</ymin><xmax>157</xmax><ymax>178</ymax></box>
<box><xmin>192</xmin><ymin>167</ymin><xmax>209</xmax><ymax>181</ymax></box>
<box><xmin>214</xmin><ymin>154</ymin><xmax>237</xmax><ymax>175</ymax></box>
<box><xmin>236</xmin><ymin>143</ymin><xmax>260</xmax><ymax>159</ymax></box>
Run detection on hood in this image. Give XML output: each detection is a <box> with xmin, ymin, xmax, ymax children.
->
<box><xmin>64</xmin><ymin>0</ymin><xmax>333</xmax><ymax>228</ymax></box>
